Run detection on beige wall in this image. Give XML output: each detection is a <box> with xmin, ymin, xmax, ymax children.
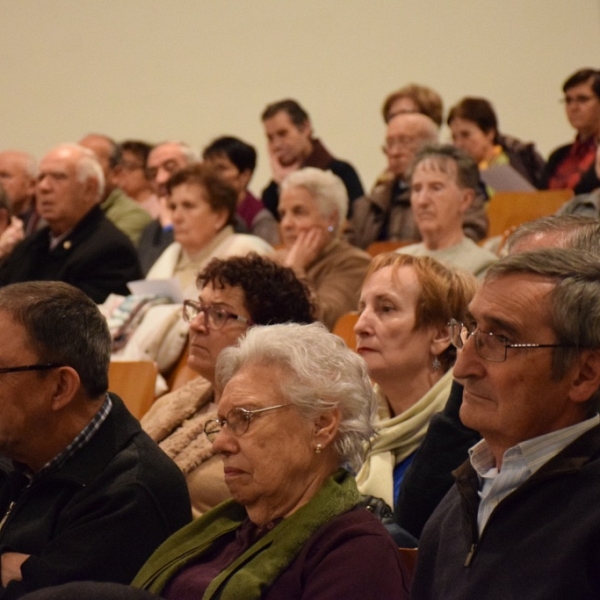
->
<box><xmin>2</xmin><ymin>0</ymin><xmax>600</xmax><ymax>193</ymax></box>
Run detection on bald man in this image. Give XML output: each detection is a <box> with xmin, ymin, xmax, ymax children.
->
<box><xmin>349</xmin><ymin>112</ymin><xmax>488</xmax><ymax>249</ymax></box>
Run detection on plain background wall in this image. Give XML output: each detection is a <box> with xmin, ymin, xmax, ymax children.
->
<box><xmin>2</xmin><ymin>0</ymin><xmax>600</xmax><ymax>194</ymax></box>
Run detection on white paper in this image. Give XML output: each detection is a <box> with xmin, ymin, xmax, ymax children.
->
<box><xmin>127</xmin><ymin>278</ymin><xmax>184</xmax><ymax>304</ymax></box>
<box><xmin>481</xmin><ymin>164</ymin><xmax>536</xmax><ymax>192</ymax></box>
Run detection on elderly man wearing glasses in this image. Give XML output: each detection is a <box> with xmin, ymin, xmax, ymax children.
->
<box><xmin>411</xmin><ymin>248</ymin><xmax>600</xmax><ymax>600</ymax></box>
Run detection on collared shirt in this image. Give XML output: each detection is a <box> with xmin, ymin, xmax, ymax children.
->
<box><xmin>547</xmin><ymin>135</ymin><xmax>597</xmax><ymax>191</ymax></box>
<box><xmin>469</xmin><ymin>414</ymin><xmax>600</xmax><ymax>535</ymax></box>
<box><xmin>27</xmin><ymin>394</ymin><xmax>113</xmax><ymax>484</ymax></box>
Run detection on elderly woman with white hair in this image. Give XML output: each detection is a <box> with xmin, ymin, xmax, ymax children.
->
<box><xmin>133</xmin><ymin>322</ymin><xmax>410</xmax><ymax>599</ymax></box>
<box><xmin>274</xmin><ymin>167</ymin><xmax>371</xmax><ymax>329</ymax></box>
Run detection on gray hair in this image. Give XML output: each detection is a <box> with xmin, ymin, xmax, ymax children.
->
<box><xmin>216</xmin><ymin>322</ymin><xmax>377</xmax><ymax>472</ymax></box>
<box><xmin>486</xmin><ymin>248</ymin><xmax>600</xmax><ymax>410</ymax></box>
<box><xmin>408</xmin><ymin>143</ymin><xmax>480</xmax><ymax>192</ymax></box>
<box><xmin>0</xmin><ymin>281</ymin><xmax>111</xmax><ymax>398</ymax></box>
<box><xmin>53</xmin><ymin>144</ymin><xmax>105</xmax><ymax>200</ymax></box>
<box><xmin>280</xmin><ymin>167</ymin><xmax>348</xmax><ymax>232</ymax></box>
<box><xmin>154</xmin><ymin>140</ymin><xmax>199</xmax><ymax>164</ymax></box>
<box><xmin>506</xmin><ymin>214</ymin><xmax>600</xmax><ymax>256</ymax></box>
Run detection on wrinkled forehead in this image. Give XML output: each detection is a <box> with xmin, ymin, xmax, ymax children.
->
<box><xmin>412</xmin><ymin>156</ymin><xmax>458</xmax><ymax>180</ymax></box>
<box><xmin>148</xmin><ymin>144</ymin><xmax>188</xmax><ymax>168</ymax></box>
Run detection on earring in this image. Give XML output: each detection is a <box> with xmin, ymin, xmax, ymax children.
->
<box><xmin>432</xmin><ymin>357</ymin><xmax>441</xmax><ymax>371</ymax></box>
<box><xmin>327</xmin><ymin>225</ymin><xmax>334</xmax><ymax>233</ymax></box>
<box><xmin>315</xmin><ymin>444</ymin><xmax>322</xmax><ymax>454</ymax></box>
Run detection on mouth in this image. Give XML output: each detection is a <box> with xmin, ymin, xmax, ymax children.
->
<box><xmin>223</xmin><ymin>467</ymin><xmax>247</xmax><ymax>479</ymax></box>
<box><xmin>356</xmin><ymin>346</ymin><xmax>376</xmax><ymax>355</ymax></box>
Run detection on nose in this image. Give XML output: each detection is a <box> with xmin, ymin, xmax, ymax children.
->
<box><xmin>211</xmin><ymin>424</ymin><xmax>238</xmax><ymax>455</ymax></box>
<box><xmin>354</xmin><ymin>307</ymin><xmax>374</xmax><ymax>338</ymax></box>
<box><xmin>37</xmin><ymin>174</ymin><xmax>52</xmax><ymax>192</ymax></box>
<box><xmin>188</xmin><ymin>310</ymin><xmax>208</xmax><ymax>334</ymax></box>
<box><xmin>452</xmin><ymin>332</ymin><xmax>484</xmax><ymax>380</ymax></box>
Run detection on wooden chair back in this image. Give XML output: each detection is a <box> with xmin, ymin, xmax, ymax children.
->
<box><xmin>108</xmin><ymin>361</ymin><xmax>158</xmax><ymax>420</ymax></box>
<box><xmin>366</xmin><ymin>239</ymin><xmax>415</xmax><ymax>257</ymax></box>
<box><xmin>332</xmin><ymin>311</ymin><xmax>359</xmax><ymax>350</ymax></box>
<box><xmin>486</xmin><ymin>189</ymin><xmax>573</xmax><ymax>238</ymax></box>
<box><xmin>399</xmin><ymin>547</ymin><xmax>418</xmax><ymax>585</ymax></box>
<box><xmin>165</xmin><ymin>339</ymin><xmax>198</xmax><ymax>392</ymax></box>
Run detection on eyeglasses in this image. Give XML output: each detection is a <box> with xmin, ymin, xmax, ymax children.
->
<box><xmin>560</xmin><ymin>95</ymin><xmax>597</xmax><ymax>106</ymax></box>
<box><xmin>447</xmin><ymin>319</ymin><xmax>575</xmax><ymax>363</ymax></box>
<box><xmin>383</xmin><ymin>136</ymin><xmax>421</xmax><ymax>152</ymax></box>
<box><xmin>0</xmin><ymin>363</ymin><xmax>64</xmax><ymax>376</ymax></box>
<box><xmin>182</xmin><ymin>300</ymin><xmax>251</xmax><ymax>329</ymax></box>
<box><xmin>204</xmin><ymin>404</ymin><xmax>291</xmax><ymax>442</ymax></box>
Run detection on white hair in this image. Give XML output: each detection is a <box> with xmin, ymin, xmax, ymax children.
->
<box><xmin>216</xmin><ymin>322</ymin><xmax>377</xmax><ymax>473</ymax></box>
<box><xmin>52</xmin><ymin>143</ymin><xmax>105</xmax><ymax>200</ymax></box>
<box><xmin>154</xmin><ymin>140</ymin><xmax>200</xmax><ymax>164</ymax></box>
<box><xmin>281</xmin><ymin>167</ymin><xmax>348</xmax><ymax>232</ymax></box>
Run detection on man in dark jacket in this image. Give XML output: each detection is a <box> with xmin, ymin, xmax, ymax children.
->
<box><xmin>412</xmin><ymin>248</ymin><xmax>600</xmax><ymax>600</ymax></box>
<box><xmin>260</xmin><ymin>99</ymin><xmax>364</xmax><ymax>219</ymax></box>
<box><xmin>0</xmin><ymin>281</ymin><xmax>191</xmax><ymax>599</ymax></box>
<box><xmin>0</xmin><ymin>144</ymin><xmax>142</xmax><ymax>303</ymax></box>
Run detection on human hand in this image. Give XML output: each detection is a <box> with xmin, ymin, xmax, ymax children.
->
<box><xmin>269</xmin><ymin>149</ymin><xmax>302</xmax><ymax>185</ymax></box>
<box><xmin>0</xmin><ymin>217</ymin><xmax>25</xmax><ymax>259</ymax></box>
<box><xmin>284</xmin><ymin>226</ymin><xmax>330</xmax><ymax>272</ymax></box>
<box><xmin>1</xmin><ymin>551</ymin><xmax>29</xmax><ymax>587</ymax></box>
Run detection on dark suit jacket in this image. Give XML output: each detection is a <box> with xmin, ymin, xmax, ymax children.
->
<box><xmin>0</xmin><ymin>206</ymin><xmax>142</xmax><ymax>303</ymax></box>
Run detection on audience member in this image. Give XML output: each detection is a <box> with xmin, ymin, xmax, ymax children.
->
<box><xmin>142</xmin><ymin>254</ymin><xmax>315</xmax><ymax>516</ymax></box>
<box><xmin>412</xmin><ymin>249</ymin><xmax>600</xmax><ymax>599</ymax></box>
<box><xmin>354</xmin><ymin>253</ymin><xmax>476</xmax><ymax>513</ymax></box>
<box><xmin>202</xmin><ymin>136</ymin><xmax>279</xmax><ymax>245</ymax></box>
<box><xmin>146</xmin><ymin>164</ymin><xmax>272</xmax><ymax>295</ymax></box>
<box><xmin>138</xmin><ymin>141</ymin><xmax>198</xmax><ymax>274</ymax></box>
<box><xmin>448</xmin><ymin>96</ymin><xmax>546</xmax><ymax>189</ymax></box>
<box><xmin>349</xmin><ymin>113</ymin><xmax>488</xmax><ymax>249</ymax></box>
<box><xmin>260</xmin><ymin>99</ymin><xmax>364</xmax><ymax>218</ymax></box>
<box><xmin>79</xmin><ymin>134</ymin><xmax>152</xmax><ymax>245</ymax></box>
<box><xmin>0</xmin><ymin>281</ymin><xmax>191</xmax><ymax>599</ymax></box>
<box><xmin>0</xmin><ymin>151</ymin><xmax>41</xmax><ymax>236</ymax></box>
<box><xmin>542</xmin><ymin>68</ymin><xmax>600</xmax><ymax>193</ymax></box>
<box><xmin>396</xmin><ymin>213</ymin><xmax>600</xmax><ymax>541</ymax></box>
<box><xmin>273</xmin><ymin>167</ymin><xmax>371</xmax><ymax>330</ymax></box>
<box><xmin>0</xmin><ymin>183</ymin><xmax>23</xmax><ymax>263</ymax></box>
<box><xmin>381</xmin><ymin>83</ymin><xmax>444</xmax><ymax>126</ymax></box>
<box><xmin>0</xmin><ymin>144</ymin><xmax>142</xmax><ymax>303</ymax></box>
<box><xmin>134</xmin><ymin>322</ymin><xmax>410</xmax><ymax>599</ymax></box>
<box><xmin>116</xmin><ymin>140</ymin><xmax>157</xmax><ymax>216</ymax></box>
<box><xmin>555</xmin><ymin>144</ymin><xmax>600</xmax><ymax>218</ymax></box>
<box><xmin>399</xmin><ymin>144</ymin><xmax>497</xmax><ymax>277</ymax></box>
<box><xmin>117</xmin><ymin>165</ymin><xmax>272</xmax><ymax>378</ymax></box>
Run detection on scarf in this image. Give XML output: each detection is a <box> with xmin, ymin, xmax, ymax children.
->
<box><xmin>356</xmin><ymin>370</ymin><xmax>453</xmax><ymax>507</ymax></box>
<box><xmin>141</xmin><ymin>377</ymin><xmax>216</xmax><ymax>475</ymax></box>
<box><xmin>132</xmin><ymin>468</ymin><xmax>359</xmax><ymax>599</ymax></box>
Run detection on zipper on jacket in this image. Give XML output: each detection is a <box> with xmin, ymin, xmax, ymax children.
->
<box><xmin>0</xmin><ymin>501</ymin><xmax>15</xmax><ymax>534</ymax></box>
<box><xmin>464</xmin><ymin>543</ymin><xmax>477</xmax><ymax>567</ymax></box>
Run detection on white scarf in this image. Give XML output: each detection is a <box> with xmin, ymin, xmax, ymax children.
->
<box><xmin>356</xmin><ymin>369</ymin><xmax>453</xmax><ymax>508</ymax></box>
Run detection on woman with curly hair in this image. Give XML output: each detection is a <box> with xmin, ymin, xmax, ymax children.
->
<box><xmin>141</xmin><ymin>253</ymin><xmax>315</xmax><ymax>516</ymax></box>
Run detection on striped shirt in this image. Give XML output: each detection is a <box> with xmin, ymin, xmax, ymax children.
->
<box><xmin>27</xmin><ymin>394</ymin><xmax>113</xmax><ymax>484</ymax></box>
<box><xmin>469</xmin><ymin>414</ymin><xmax>600</xmax><ymax>535</ymax></box>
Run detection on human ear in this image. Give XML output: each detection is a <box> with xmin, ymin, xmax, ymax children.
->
<box><xmin>50</xmin><ymin>366</ymin><xmax>81</xmax><ymax>411</ymax></box>
<box><xmin>429</xmin><ymin>324</ymin><xmax>451</xmax><ymax>359</ymax></box>
<box><xmin>568</xmin><ymin>350</ymin><xmax>600</xmax><ymax>404</ymax></box>
<box><xmin>459</xmin><ymin>188</ymin><xmax>475</xmax><ymax>213</ymax></box>
<box><xmin>313</xmin><ymin>407</ymin><xmax>341</xmax><ymax>450</ymax></box>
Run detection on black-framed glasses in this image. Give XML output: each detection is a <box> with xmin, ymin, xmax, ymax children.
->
<box><xmin>182</xmin><ymin>300</ymin><xmax>252</xmax><ymax>329</ymax></box>
<box><xmin>0</xmin><ymin>363</ymin><xmax>64</xmax><ymax>376</ymax></box>
<box><xmin>447</xmin><ymin>319</ymin><xmax>575</xmax><ymax>363</ymax></box>
<box><xmin>204</xmin><ymin>404</ymin><xmax>291</xmax><ymax>442</ymax></box>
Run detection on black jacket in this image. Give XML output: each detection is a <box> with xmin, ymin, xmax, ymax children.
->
<box><xmin>0</xmin><ymin>206</ymin><xmax>142</xmax><ymax>303</ymax></box>
<box><xmin>412</xmin><ymin>423</ymin><xmax>600</xmax><ymax>600</ymax></box>
<box><xmin>0</xmin><ymin>395</ymin><xmax>192</xmax><ymax>599</ymax></box>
